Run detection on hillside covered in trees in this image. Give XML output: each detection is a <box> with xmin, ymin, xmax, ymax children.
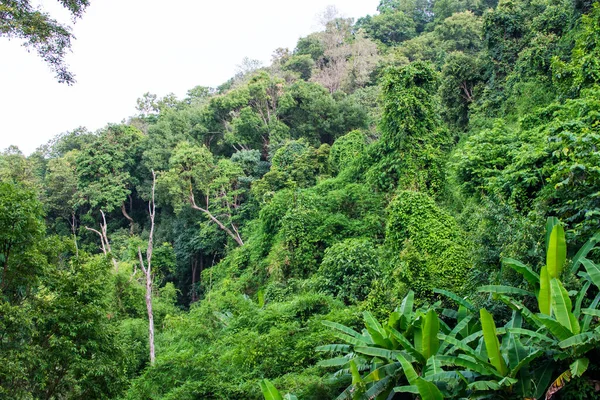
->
<box><xmin>3</xmin><ymin>0</ymin><xmax>600</xmax><ymax>398</ymax></box>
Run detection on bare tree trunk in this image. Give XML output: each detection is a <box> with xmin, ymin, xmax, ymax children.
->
<box><xmin>85</xmin><ymin>210</ymin><xmax>118</xmax><ymax>271</ymax></box>
<box><xmin>138</xmin><ymin>170</ymin><xmax>157</xmax><ymax>364</ymax></box>
<box><xmin>189</xmin><ymin>191</ymin><xmax>244</xmax><ymax>246</ymax></box>
<box><xmin>121</xmin><ymin>201</ymin><xmax>134</xmax><ymax>235</ymax></box>
<box><xmin>70</xmin><ymin>212</ymin><xmax>78</xmax><ymax>257</ymax></box>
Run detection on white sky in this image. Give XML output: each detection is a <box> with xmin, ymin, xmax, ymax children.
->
<box><xmin>0</xmin><ymin>0</ymin><xmax>380</xmax><ymax>155</ymax></box>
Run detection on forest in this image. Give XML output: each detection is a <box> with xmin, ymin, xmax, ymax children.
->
<box><xmin>2</xmin><ymin>0</ymin><xmax>600</xmax><ymax>398</ymax></box>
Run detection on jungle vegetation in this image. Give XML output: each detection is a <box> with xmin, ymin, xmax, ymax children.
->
<box><xmin>2</xmin><ymin>0</ymin><xmax>600</xmax><ymax>398</ymax></box>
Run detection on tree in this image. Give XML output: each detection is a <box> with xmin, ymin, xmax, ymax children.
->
<box><xmin>159</xmin><ymin>142</ymin><xmax>246</xmax><ymax>246</ymax></box>
<box><xmin>137</xmin><ymin>171</ymin><xmax>157</xmax><ymax>364</ymax></box>
<box><xmin>0</xmin><ymin>0</ymin><xmax>90</xmax><ymax>84</ymax></box>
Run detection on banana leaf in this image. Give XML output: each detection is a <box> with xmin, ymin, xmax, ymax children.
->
<box><xmin>433</xmin><ymin>288</ymin><xmax>476</xmax><ymax>312</ymax></box>
<box><xmin>415</xmin><ymin>377</ymin><xmax>444</xmax><ymax>400</ymax></box>
<box><xmin>481</xmin><ymin>309</ymin><xmax>508</xmax><ymax>376</ymax></box>
<box><xmin>570</xmin><ymin>230</ymin><xmax>600</xmax><ymax>274</ymax></box>
<box><xmin>580</xmin><ymin>258</ymin><xmax>600</xmax><ymax>289</ymax></box>
<box><xmin>422</xmin><ymin>309</ymin><xmax>440</xmax><ymax>359</ymax></box>
<box><xmin>478</xmin><ymin>285</ymin><xmax>534</xmax><ymax>297</ymax></box>
<box><xmin>539</xmin><ymin>266</ymin><xmax>551</xmax><ymax>316</ymax></box>
<box><xmin>260</xmin><ymin>379</ymin><xmax>284</xmax><ymax>400</ymax></box>
<box><xmin>547</xmin><ymin>224</ymin><xmax>567</xmax><ymax>278</ymax></box>
<box><xmin>503</xmin><ymin>258</ymin><xmax>540</xmax><ymax>288</ymax></box>
<box><xmin>550</xmin><ymin>278</ymin><xmax>580</xmax><ymax>334</ymax></box>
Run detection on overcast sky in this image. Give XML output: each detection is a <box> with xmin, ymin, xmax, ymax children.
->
<box><xmin>0</xmin><ymin>0</ymin><xmax>380</xmax><ymax>155</ymax></box>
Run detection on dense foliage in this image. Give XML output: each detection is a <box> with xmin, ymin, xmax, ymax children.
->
<box><xmin>3</xmin><ymin>0</ymin><xmax>600</xmax><ymax>398</ymax></box>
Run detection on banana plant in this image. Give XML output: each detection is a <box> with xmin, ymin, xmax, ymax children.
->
<box><xmin>318</xmin><ymin>291</ymin><xmax>480</xmax><ymax>399</ymax></box>
<box><xmin>482</xmin><ymin>218</ymin><xmax>600</xmax><ymax>398</ymax></box>
<box><xmin>259</xmin><ymin>379</ymin><xmax>297</xmax><ymax>400</ymax></box>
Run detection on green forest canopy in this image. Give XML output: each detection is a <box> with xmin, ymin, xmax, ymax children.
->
<box><xmin>3</xmin><ymin>0</ymin><xmax>600</xmax><ymax>398</ymax></box>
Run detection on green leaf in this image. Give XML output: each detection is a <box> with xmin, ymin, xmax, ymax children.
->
<box><xmin>536</xmin><ymin>314</ymin><xmax>574</xmax><ymax>341</ymax></box>
<box><xmin>580</xmin><ymin>258</ymin><xmax>600</xmax><ymax>290</ymax></box>
<box><xmin>318</xmin><ymin>357</ymin><xmax>351</xmax><ymax>367</ymax></box>
<box><xmin>400</xmin><ymin>291</ymin><xmax>415</xmax><ymax>321</ymax></box>
<box><xmin>582</xmin><ymin>292</ymin><xmax>600</xmax><ymax>332</ymax></box>
<box><xmin>349</xmin><ymin>359</ymin><xmax>362</xmax><ymax>385</ymax></box>
<box><xmin>570</xmin><ymin>230</ymin><xmax>600</xmax><ymax>274</ymax></box>
<box><xmin>550</xmin><ymin>278</ymin><xmax>580</xmax><ymax>334</ymax></box>
<box><xmin>437</xmin><ymin>354</ymin><xmax>500</xmax><ymax>376</ymax></box>
<box><xmin>363</xmin><ymin>362</ymin><xmax>401</xmax><ymax>384</ymax></box>
<box><xmin>315</xmin><ymin>344</ymin><xmax>351</xmax><ymax>353</ymax></box>
<box><xmin>415</xmin><ymin>377</ymin><xmax>444</xmax><ymax>400</ymax></box>
<box><xmin>558</xmin><ymin>332</ymin><xmax>595</xmax><ymax>349</ymax></box>
<box><xmin>505</xmin><ymin>328</ymin><xmax>555</xmax><ymax>344</ymax></box>
<box><xmin>390</xmin><ymin>332</ymin><xmax>424</xmax><ymax>366</ymax></box>
<box><xmin>533</xmin><ymin>362</ymin><xmax>555</xmax><ymax>400</ymax></box>
<box><xmin>422</xmin><ymin>309</ymin><xmax>440</xmax><ymax>359</ymax></box>
<box><xmin>424</xmin><ymin>356</ymin><xmax>443</xmax><ymax>377</ymax></box>
<box><xmin>570</xmin><ymin>358</ymin><xmax>589</xmax><ymax>378</ymax></box>
<box><xmin>355</xmin><ymin>346</ymin><xmax>395</xmax><ymax>360</ymax></box>
<box><xmin>433</xmin><ymin>288</ymin><xmax>476</xmax><ymax>311</ymax></box>
<box><xmin>509</xmin><ymin>350</ymin><xmax>543</xmax><ymax>377</ymax></box>
<box><xmin>480</xmin><ymin>309</ymin><xmax>508</xmax><ymax>376</ymax></box>
<box><xmin>439</xmin><ymin>314</ymin><xmax>474</xmax><ymax>353</ymax></box>
<box><xmin>260</xmin><ymin>379</ymin><xmax>284</xmax><ymax>400</ymax></box>
<box><xmin>503</xmin><ymin>258</ymin><xmax>540</xmax><ymax>288</ymax></box>
<box><xmin>322</xmin><ymin>320</ymin><xmax>362</xmax><ymax>338</ymax></box>
<box><xmin>545</xmin><ymin>217</ymin><xmax>560</xmax><ymax>251</ymax></box>
<box><xmin>538</xmin><ymin>266</ymin><xmax>551</xmax><ymax>316</ymax></box>
<box><xmin>467</xmin><ymin>380</ymin><xmax>501</xmax><ymax>391</ymax></box>
<box><xmin>393</xmin><ymin>385</ymin><xmax>419</xmax><ymax>394</ymax></box>
<box><xmin>574</xmin><ymin>281</ymin><xmax>592</xmax><ymax>317</ymax></box>
<box><xmin>547</xmin><ymin>224</ymin><xmax>567</xmax><ymax>278</ymax></box>
<box><xmin>478</xmin><ymin>285</ymin><xmax>534</xmax><ymax>297</ymax></box>
<box><xmin>396</xmin><ymin>353</ymin><xmax>419</xmax><ymax>386</ymax></box>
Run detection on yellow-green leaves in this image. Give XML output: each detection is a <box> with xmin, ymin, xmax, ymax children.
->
<box><xmin>538</xmin><ymin>266</ymin><xmax>551</xmax><ymax>316</ymax></box>
<box><xmin>547</xmin><ymin>224</ymin><xmax>566</xmax><ymax>279</ymax></box>
<box><xmin>550</xmin><ymin>279</ymin><xmax>580</xmax><ymax>334</ymax></box>
<box><xmin>480</xmin><ymin>309</ymin><xmax>508</xmax><ymax>376</ymax></box>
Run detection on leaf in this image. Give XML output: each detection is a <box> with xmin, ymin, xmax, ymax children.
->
<box><xmin>574</xmin><ymin>281</ymin><xmax>591</xmax><ymax>317</ymax></box>
<box><xmin>478</xmin><ymin>285</ymin><xmax>534</xmax><ymax>297</ymax></box>
<box><xmin>349</xmin><ymin>359</ymin><xmax>362</xmax><ymax>385</ymax></box>
<box><xmin>433</xmin><ymin>288</ymin><xmax>476</xmax><ymax>311</ymax></box>
<box><xmin>545</xmin><ymin>217</ymin><xmax>560</xmax><ymax>251</ymax></box>
<box><xmin>354</xmin><ymin>346</ymin><xmax>395</xmax><ymax>360</ymax></box>
<box><xmin>400</xmin><ymin>290</ymin><xmax>415</xmax><ymax>321</ymax></box>
<box><xmin>570</xmin><ymin>230</ymin><xmax>600</xmax><ymax>274</ymax></box>
<box><xmin>533</xmin><ymin>362</ymin><xmax>555</xmax><ymax>400</ymax></box>
<box><xmin>505</xmin><ymin>328</ymin><xmax>555</xmax><ymax>344</ymax></box>
<box><xmin>315</xmin><ymin>344</ymin><xmax>351</xmax><ymax>353</ymax></box>
<box><xmin>550</xmin><ymin>278</ymin><xmax>580</xmax><ymax>334</ymax></box>
<box><xmin>322</xmin><ymin>320</ymin><xmax>362</xmax><ymax>338</ymax></box>
<box><xmin>582</xmin><ymin>292</ymin><xmax>600</xmax><ymax>332</ymax></box>
<box><xmin>480</xmin><ymin>309</ymin><xmax>508</xmax><ymax>376</ymax></box>
<box><xmin>569</xmin><ymin>358</ymin><xmax>589</xmax><ymax>378</ymax></box>
<box><xmin>547</xmin><ymin>224</ymin><xmax>567</xmax><ymax>278</ymax></box>
<box><xmin>437</xmin><ymin>355</ymin><xmax>500</xmax><ymax>377</ymax></box>
<box><xmin>390</xmin><ymin>327</ymin><xmax>426</xmax><ymax>364</ymax></box>
<box><xmin>503</xmin><ymin>258</ymin><xmax>540</xmax><ymax>288</ymax></box>
<box><xmin>545</xmin><ymin>369</ymin><xmax>572</xmax><ymax>400</ymax></box>
<box><xmin>259</xmin><ymin>379</ymin><xmax>284</xmax><ymax>400</ymax></box>
<box><xmin>538</xmin><ymin>265</ymin><xmax>551</xmax><ymax>316</ymax></box>
<box><xmin>422</xmin><ymin>309</ymin><xmax>440</xmax><ymax>359</ymax></box>
<box><xmin>318</xmin><ymin>357</ymin><xmax>351</xmax><ymax>367</ymax></box>
<box><xmin>536</xmin><ymin>314</ymin><xmax>574</xmax><ymax>341</ymax></box>
<box><xmin>363</xmin><ymin>375</ymin><xmax>393</xmax><ymax>398</ymax></box>
<box><xmin>393</xmin><ymin>385</ymin><xmax>419</xmax><ymax>394</ymax></box>
<box><xmin>424</xmin><ymin>356</ymin><xmax>443</xmax><ymax>378</ymax></box>
<box><xmin>396</xmin><ymin>353</ymin><xmax>419</xmax><ymax>385</ymax></box>
<box><xmin>415</xmin><ymin>377</ymin><xmax>444</xmax><ymax>400</ymax></box>
<box><xmin>580</xmin><ymin>258</ymin><xmax>600</xmax><ymax>289</ymax></box>
<box><xmin>363</xmin><ymin>362</ymin><xmax>401</xmax><ymax>384</ymax></box>
<box><xmin>558</xmin><ymin>332</ymin><xmax>595</xmax><ymax>349</ymax></box>
<box><xmin>509</xmin><ymin>350</ymin><xmax>543</xmax><ymax>378</ymax></box>
<box><xmin>468</xmin><ymin>380</ymin><xmax>501</xmax><ymax>391</ymax></box>
<box><xmin>439</xmin><ymin>314</ymin><xmax>474</xmax><ymax>354</ymax></box>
